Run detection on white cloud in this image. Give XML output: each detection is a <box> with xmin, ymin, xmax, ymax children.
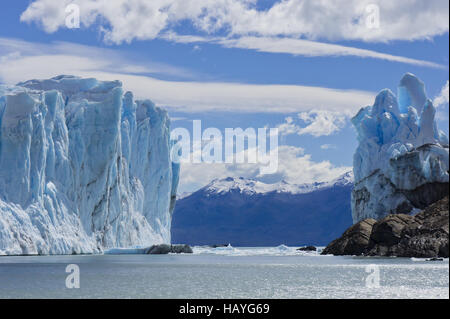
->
<box><xmin>434</xmin><ymin>81</ymin><xmax>449</xmax><ymax>108</ymax></box>
<box><xmin>160</xmin><ymin>33</ymin><xmax>445</xmax><ymax>68</ymax></box>
<box><xmin>276</xmin><ymin>116</ymin><xmax>299</xmax><ymax>136</ymax></box>
<box><xmin>321</xmin><ymin>144</ymin><xmax>337</xmax><ymax>150</ymax></box>
<box><xmin>102</xmin><ymin>73</ymin><xmax>374</xmax><ymax>113</ymax></box>
<box><xmin>298</xmin><ymin>110</ymin><xmax>349</xmax><ymax>136</ymax></box>
<box><xmin>18</xmin><ymin>0</ymin><xmax>448</xmax><ymax>67</ymax></box>
<box><xmin>434</xmin><ymin>80</ymin><xmax>449</xmax><ymax>123</ymax></box>
<box><xmin>220</xmin><ymin>0</ymin><xmax>449</xmax><ymax>42</ymax></box>
<box><xmin>0</xmin><ymin>37</ymin><xmax>375</xmax><ymax>114</ymax></box>
<box><xmin>159</xmin><ymin>33</ymin><xmax>445</xmax><ymax>68</ymax></box>
<box><xmin>21</xmin><ymin>0</ymin><xmax>449</xmax><ymax>43</ymax></box>
<box><xmin>170</xmin><ymin>117</ymin><xmax>189</xmax><ymax>122</ymax></box>
<box><xmin>277</xmin><ymin>110</ymin><xmax>351</xmax><ymax>137</ymax></box>
<box><xmin>0</xmin><ymin>37</ymin><xmax>195</xmax><ymax>80</ymax></box>
<box><xmin>178</xmin><ymin>145</ymin><xmax>351</xmax><ymax>193</ymax></box>
<box><xmin>161</xmin><ymin>32</ymin><xmax>213</xmax><ymax>44</ymax></box>
<box><xmin>219</xmin><ymin>36</ymin><xmax>445</xmax><ymax>69</ymax></box>
<box><xmin>270</xmin><ymin>146</ymin><xmax>351</xmax><ymax>184</ymax></box>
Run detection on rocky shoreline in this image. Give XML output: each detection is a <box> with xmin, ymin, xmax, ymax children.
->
<box><xmin>322</xmin><ymin>196</ymin><xmax>449</xmax><ymax>258</ymax></box>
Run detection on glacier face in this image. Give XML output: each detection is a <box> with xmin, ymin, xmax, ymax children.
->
<box><xmin>351</xmin><ymin>73</ymin><xmax>449</xmax><ymax>223</ymax></box>
<box><xmin>0</xmin><ymin>75</ymin><xmax>179</xmax><ymax>255</ymax></box>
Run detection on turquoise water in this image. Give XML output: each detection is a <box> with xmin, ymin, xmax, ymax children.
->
<box><xmin>0</xmin><ymin>247</ymin><xmax>448</xmax><ymax>299</ymax></box>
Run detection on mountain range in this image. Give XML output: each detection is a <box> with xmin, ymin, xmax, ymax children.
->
<box><xmin>171</xmin><ymin>172</ymin><xmax>354</xmax><ymax>246</ymax></box>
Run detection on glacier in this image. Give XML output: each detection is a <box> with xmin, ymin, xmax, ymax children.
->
<box><xmin>0</xmin><ymin>75</ymin><xmax>179</xmax><ymax>255</ymax></box>
<box><xmin>351</xmin><ymin>73</ymin><xmax>449</xmax><ymax>223</ymax></box>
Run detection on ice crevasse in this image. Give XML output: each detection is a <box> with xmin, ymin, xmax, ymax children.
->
<box><xmin>351</xmin><ymin>73</ymin><xmax>449</xmax><ymax>223</ymax></box>
<box><xmin>0</xmin><ymin>75</ymin><xmax>179</xmax><ymax>255</ymax></box>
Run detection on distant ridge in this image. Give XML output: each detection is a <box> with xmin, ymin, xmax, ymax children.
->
<box><xmin>203</xmin><ymin>171</ymin><xmax>353</xmax><ymax>196</ymax></box>
<box><xmin>172</xmin><ymin>172</ymin><xmax>354</xmax><ymax>246</ymax></box>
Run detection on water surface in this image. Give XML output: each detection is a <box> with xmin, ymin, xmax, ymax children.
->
<box><xmin>0</xmin><ymin>246</ymin><xmax>448</xmax><ymax>299</ymax></box>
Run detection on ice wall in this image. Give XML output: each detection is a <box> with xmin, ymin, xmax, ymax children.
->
<box><xmin>351</xmin><ymin>73</ymin><xmax>449</xmax><ymax>223</ymax></box>
<box><xmin>0</xmin><ymin>75</ymin><xmax>179</xmax><ymax>255</ymax></box>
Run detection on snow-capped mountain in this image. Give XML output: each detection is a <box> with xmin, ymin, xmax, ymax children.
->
<box><xmin>171</xmin><ymin>172</ymin><xmax>354</xmax><ymax>246</ymax></box>
<box><xmin>0</xmin><ymin>75</ymin><xmax>179</xmax><ymax>255</ymax></box>
<box><xmin>204</xmin><ymin>172</ymin><xmax>353</xmax><ymax>196</ymax></box>
<box><xmin>351</xmin><ymin>74</ymin><xmax>449</xmax><ymax>223</ymax></box>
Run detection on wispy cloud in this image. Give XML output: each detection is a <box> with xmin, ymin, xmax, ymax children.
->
<box><xmin>218</xmin><ymin>36</ymin><xmax>446</xmax><ymax>69</ymax></box>
<box><xmin>160</xmin><ymin>33</ymin><xmax>446</xmax><ymax>68</ymax></box>
<box><xmin>0</xmin><ymin>38</ymin><xmax>196</xmax><ymax>80</ymax></box>
<box><xmin>0</xmin><ymin>37</ymin><xmax>376</xmax><ymax>114</ymax></box>
<box><xmin>321</xmin><ymin>144</ymin><xmax>337</xmax><ymax>150</ymax></box>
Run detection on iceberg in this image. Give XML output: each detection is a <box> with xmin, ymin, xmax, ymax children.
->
<box><xmin>0</xmin><ymin>75</ymin><xmax>179</xmax><ymax>255</ymax></box>
<box><xmin>351</xmin><ymin>73</ymin><xmax>449</xmax><ymax>223</ymax></box>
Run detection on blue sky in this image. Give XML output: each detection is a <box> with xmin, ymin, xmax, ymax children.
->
<box><xmin>0</xmin><ymin>0</ymin><xmax>448</xmax><ymax>193</ymax></box>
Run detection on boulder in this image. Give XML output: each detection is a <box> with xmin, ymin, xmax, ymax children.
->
<box><xmin>369</xmin><ymin>214</ymin><xmax>416</xmax><ymax>246</ymax></box>
<box><xmin>146</xmin><ymin>244</ymin><xmax>193</xmax><ymax>254</ymax></box>
<box><xmin>170</xmin><ymin>244</ymin><xmax>194</xmax><ymax>254</ymax></box>
<box><xmin>366</xmin><ymin>196</ymin><xmax>449</xmax><ymax>257</ymax></box>
<box><xmin>321</xmin><ymin>219</ymin><xmax>376</xmax><ymax>255</ymax></box>
<box><xmin>209</xmin><ymin>244</ymin><xmax>229</xmax><ymax>248</ymax></box>
<box><xmin>322</xmin><ymin>197</ymin><xmax>449</xmax><ymax>258</ymax></box>
<box><xmin>297</xmin><ymin>246</ymin><xmax>317</xmax><ymax>251</ymax></box>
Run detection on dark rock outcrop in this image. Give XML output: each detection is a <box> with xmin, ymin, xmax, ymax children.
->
<box><xmin>321</xmin><ymin>219</ymin><xmax>376</xmax><ymax>256</ymax></box>
<box><xmin>322</xmin><ymin>197</ymin><xmax>449</xmax><ymax>258</ymax></box>
<box><xmin>146</xmin><ymin>244</ymin><xmax>193</xmax><ymax>254</ymax></box>
<box><xmin>297</xmin><ymin>246</ymin><xmax>317</xmax><ymax>251</ymax></box>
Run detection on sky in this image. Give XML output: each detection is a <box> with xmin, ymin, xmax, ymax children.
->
<box><xmin>0</xmin><ymin>0</ymin><xmax>448</xmax><ymax>194</ymax></box>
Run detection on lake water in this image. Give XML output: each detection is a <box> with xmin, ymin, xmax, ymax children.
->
<box><xmin>0</xmin><ymin>246</ymin><xmax>448</xmax><ymax>299</ymax></box>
